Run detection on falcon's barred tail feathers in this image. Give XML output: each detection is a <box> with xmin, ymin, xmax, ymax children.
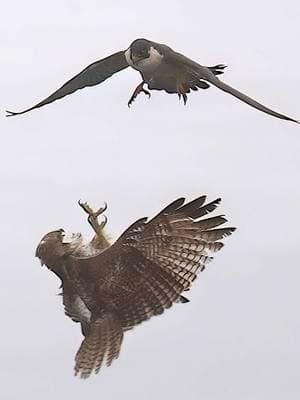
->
<box><xmin>74</xmin><ymin>313</ymin><xmax>123</xmax><ymax>379</ymax></box>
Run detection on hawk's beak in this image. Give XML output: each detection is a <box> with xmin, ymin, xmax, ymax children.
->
<box><xmin>61</xmin><ymin>232</ymin><xmax>82</xmax><ymax>244</ymax></box>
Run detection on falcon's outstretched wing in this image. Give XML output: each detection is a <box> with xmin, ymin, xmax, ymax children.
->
<box><xmin>161</xmin><ymin>47</ymin><xmax>298</xmax><ymax>122</ymax></box>
<box><xmin>206</xmin><ymin>74</ymin><xmax>299</xmax><ymax>123</ymax></box>
<box><xmin>68</xmin><ymin>196</ymin><xmax>235</xmax><ymax>377</ymax></box>
<box><xmin>6</xmin><ymin>51</ymin><xmax>128</xmax><ymax>116</ymax></box>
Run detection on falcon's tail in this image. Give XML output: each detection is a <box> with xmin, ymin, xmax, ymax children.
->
<box><xmin>204</xmin><ymin>72</ymin><xmax>299</xmax><ymax>123</ymax></box>
<box><xmin>208</xmin><ymin>64</ymin><xmax>227</xmax><ymax>76</ymax></box>
<box><xmin>74</xmin><ymin>314</ymin><xmax>123</xmax><ymax>379</ymax></box>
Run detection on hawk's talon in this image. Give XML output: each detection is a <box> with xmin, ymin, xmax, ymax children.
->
<box><xmin>78</xmin><ymin>200</ymin><xmax>94</xmax><ymax>215</ymax></box>
<box><xmin>99</xmin><ymin>215</ymin><xmax>107</xmax><ymax>230</ymax></box>
<box><xmin>93</xmin><ymin>202</ymin><xmax>107</xmax><ymax>218</ymax></box>
<box><xmin>78</xmin><ymin>200</ymin><xmax>108</xmax><ymax>236</ymax></box>
<box><xmin>78</xmin><ymin>200</ymin><xmax>107</xmax><ymax>219</ymax></box>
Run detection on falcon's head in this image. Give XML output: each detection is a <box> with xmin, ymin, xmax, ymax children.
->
<box><xmin>126</xmin><ymin>39</ymin><xmax>163</xmax><ymax>69</ymax></box>
<box><xmin>130</xmin><ymin>39</ymin><xmax>152</xmax><ymax>62</ymax></box>
<box><xmin>35</xmin><ymin>229</ymin><xmax>83</xmax><ymax>267</ymax></box>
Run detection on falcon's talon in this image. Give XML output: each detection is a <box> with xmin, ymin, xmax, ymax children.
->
<box><xmin>128</xmin><ymin>81</ymin><xmax>151</xmax><ymax>107</ymax></box>
<box><xmin>128</xmin><ymin>97</ymin><xmax>135</xmax><ymax>108</ymax></box>
<box><xmin>142</xmin><ymin>89</ymin><xmax>151</xmax><ymax>98</ymax></box>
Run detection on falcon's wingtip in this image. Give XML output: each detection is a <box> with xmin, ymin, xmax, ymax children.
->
<box><xmin>5</xmin><ymin>110</ymin><xmax>18</xmax><ymax>117</ymax></box>
<box><xmin>284</xmin><ymin>115</ymin><xmax>299</xmax><ymax>124</ymax></box>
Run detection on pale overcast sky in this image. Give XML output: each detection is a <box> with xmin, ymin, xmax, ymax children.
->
<box><xmin>1</xmin><ymin>1</ymin><xmax>300</xmax><ymax>399</ymax></box>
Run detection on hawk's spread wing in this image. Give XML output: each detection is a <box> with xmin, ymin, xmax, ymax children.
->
<box><xmin>69</xmin><ymin>196</ymin><xmax>235</xmax><ymax>377</ymax></box>
<box><xmin>111</xmin><ymin>196</ymin><xmax>234</xmax><ymax>299</ymax></box>
<box><xmin>6</xmin><ymin>51</ymin><xmax>128</xmax><ymax>116</ymax></box>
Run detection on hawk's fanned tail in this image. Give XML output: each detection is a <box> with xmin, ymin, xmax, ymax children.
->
<box><xmin>74</xmin><ymin>314</ymin><xmax>123</xmax><ymax>378</ymax></box>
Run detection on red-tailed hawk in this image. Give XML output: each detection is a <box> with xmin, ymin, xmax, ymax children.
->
<box><xmin>35</xmin><ymin>196</ymin><xmax>235</xmax><ymax>378</ymax></box>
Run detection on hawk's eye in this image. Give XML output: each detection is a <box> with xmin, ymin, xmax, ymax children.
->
<box><xmin>61</xmin><ymin>231</ymin><xmax>81</xmax><ymax>244</ymax></box>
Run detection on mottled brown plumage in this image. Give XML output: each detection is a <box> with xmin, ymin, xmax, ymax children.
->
<box><xmin>36</xmin><ymin>196</ymin><xmax>235</xmax><ymax>378</ymax></box>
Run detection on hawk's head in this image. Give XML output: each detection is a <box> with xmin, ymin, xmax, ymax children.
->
<box><xmin>35</xmin><ymin>229</ymin><xmax>83</xmax><ymax>268</ymax></box>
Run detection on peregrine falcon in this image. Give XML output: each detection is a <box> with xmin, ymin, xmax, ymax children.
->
<box><xmin>6</xmin><ymin>38</ymin><xmax>298</xmax><ymax>122</ymax></box>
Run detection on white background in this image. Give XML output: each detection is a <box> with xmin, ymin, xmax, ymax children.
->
<box><xmin>1</xmin><ymin>1</ymin><xmax>300</xmax><ymax>399</ymax></box>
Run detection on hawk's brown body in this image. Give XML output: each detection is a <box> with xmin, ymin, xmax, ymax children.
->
<box><xmin>36</xmin><ymin>196</ymin><xmax>235</xmax><ymax>378</ymax></box>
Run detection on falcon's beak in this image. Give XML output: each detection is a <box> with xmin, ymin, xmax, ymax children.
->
<box><xmin>131</xmin><ymin>53</ymin><xmax>146</xmax><ymax>64</ymax></box>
